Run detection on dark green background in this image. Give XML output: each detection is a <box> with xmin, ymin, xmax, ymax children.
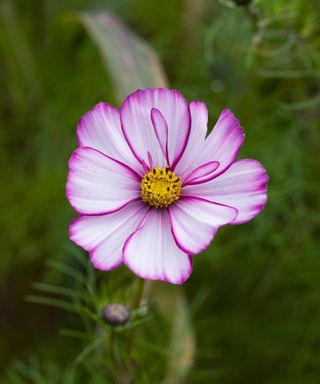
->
<box><xmin>0</xmin><ymin>0</ymin><xmax>319</xmax><ymax>382</ymax></box>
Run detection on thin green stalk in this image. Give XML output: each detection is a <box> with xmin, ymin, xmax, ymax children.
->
<box><xmin>109</xmin><ymin>329</ymin><xmax>122</xmax><ymax>379</ymax></box>
<box><xmin>123</xmin><ymin>279</ymin><xmax>148</xmax><ymax>379</ymax></box>
<box><xmin>131</xmin><ymin>278</ymin><xmax>146</xmax><ymax>310</ymax></box>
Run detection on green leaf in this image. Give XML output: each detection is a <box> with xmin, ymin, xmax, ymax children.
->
<box><xmin>73</xmin><ymin>338</ymin><xmax>102</xmax><ymax>365</ymax></box>
<box><xmin>32</xmin><ymin>282</ymin><xmax>86</xmax><ymax>300</ymax></box>
<box><xmin>60</xmin><ymin>329</ymin><xmax>92</xmax><ymax>341</ymax></box>
<box><xmin>46</xmin><ymin>259</ymin><xmax>85</xmax><ymax>283</ymax></box>
<box><xmin>26</xmin><ymin>295</ymin><xmax>97</xmax><ymax>320</ymax></box>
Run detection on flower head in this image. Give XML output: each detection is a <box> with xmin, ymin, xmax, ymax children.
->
<box><xmin>66</xmin><ymin>88</ymin><xmax>268</xmax><ymax>284</ymax></box>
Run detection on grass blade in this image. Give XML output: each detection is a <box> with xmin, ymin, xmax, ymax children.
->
<box><xmin>76</xmin><ymin>11</ymin><xmax>168</xmax><ymax>103</ymax></box>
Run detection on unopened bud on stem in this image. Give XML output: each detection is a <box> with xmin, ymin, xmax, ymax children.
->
<box><xmin>102</xmin><ymin>303</ymin><xmax>130</xmax><ymax>326</ymax></box>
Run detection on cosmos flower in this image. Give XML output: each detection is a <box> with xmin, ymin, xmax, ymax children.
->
<box><xmin>66</xmin><ymin>88</ymin><xmax>268</xmax><ymax>284</ymax></box>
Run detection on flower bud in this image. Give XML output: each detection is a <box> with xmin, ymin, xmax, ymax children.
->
<box><xmin>102</xmin><ymin>303</ymin><xmax>130</xmax><ymax>326</ymax></box>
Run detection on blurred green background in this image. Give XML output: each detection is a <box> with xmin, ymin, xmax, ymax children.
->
<box><xmin>1</xmin><ymin>0</ymin><xmax>320</xmax><ymax>382</ymax></box>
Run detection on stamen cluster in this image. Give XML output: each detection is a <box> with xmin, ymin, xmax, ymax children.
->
<box><xmin>141</xmin><ymin>167</ymin><xmax>182</xmax><ymax>208</ymax></box>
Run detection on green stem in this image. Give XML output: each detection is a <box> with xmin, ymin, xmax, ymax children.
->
<box><xmin>109</xmin><ymin>329</ymin><xmax>126</xmax><ymax>382</ymax></box>
<box><xmin>132</xmin><ymin>278</ymin><xmax>146</xmax><ymax>310</ymax></box>
<box><xmin>125</xmin><ymin>279</ymin><xmax>147</xmax><ymax>372</ymax></box>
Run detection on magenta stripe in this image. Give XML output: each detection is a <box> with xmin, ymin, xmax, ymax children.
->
<box><xmin>79</xmin><ymin>146</ymin><xmax>142</xmax><ymax>181</ymax></box>
<box><xmin>120</xmin><ymin>89</ymin><xmax>148</xmax><ymax>167</ymax></box>
<box><xmin>171</xmin><ymin>102</ymin><xmax>191</xmax><ymax>170</ymax></box>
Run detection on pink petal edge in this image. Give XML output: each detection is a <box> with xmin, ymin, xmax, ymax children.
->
<box><xmin>183</xmin><ymin>161</ymin><xmax>220</xmax><ymax>185</ymax></box>
<box><xmin>182</xmin><ymin>108</ymin><xmax>245</xmax><ymax>183</ymax></box>
<box><xmin>169</xmin><ymin>196</ymin><xmax>238</xmax><ymax>254</ymax></box>
<box><xmin>120</xmin><ymin>88</ymin><xmax>191</xmax><ymax>170</ymax></box>
<box><xmin>123</xmin><ymin>209</ymin><xmax>193</xmax><ymax>284</ymax></box>
<box><xmin>69</xmin><ymin>201</ymin><xmax>149</xmax><ymax>271</ymax></box>
<box><xmin>66</xmin><ymin>146</ymin><xmax>141</xmax><ymax>215</ymax></box>
<box><xmin>76</xmin><ymin>102</ymin><xmax>144</xmax><ymax>175</ymax></box>
<box><xmin>182</xmin><ymin>159</ymin><xmax>268</xmax><ymax>225</ymax></box>
<box><xmin>151</xmin><ymin>107</ymin><xmax>169</xmax><ymax>164</ymax></box>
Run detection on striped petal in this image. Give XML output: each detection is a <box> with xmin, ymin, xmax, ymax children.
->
<box><xmin>182</xmin><ymin>108</ymin><xmax>245</xmax><ymax>183</ymax></box>
<box><xmin>77</xmin><ymin>102</ymin><xmax>144</xmax><ymax>174</ymax></box>
<box><xmin>69</xmin><ymin>201</ymin><xmax>148</xmax><ymax>270</ymax></box>
<box><xmin>66</xmin><ymin>147</ymin><xmax>140</xmax><ymax>215</ymax></box>
<box><xmin>120</xmin><ymin>88</ymin><xmax>191</xmax><ymax>169</ymax></box>
<box><xmin>169</xmin><ymin>197</ymin><xmax>238</xmax><ymax>254</ymax></box>
<box><xmin>123</xmin><ymin>209</ymin><xmax>192</xmax><ymax>284</ymax></box>
<box><xmin>183</xmin><ymin>159</ymin><xmax>268</xmax><ymax>224</ymax></box>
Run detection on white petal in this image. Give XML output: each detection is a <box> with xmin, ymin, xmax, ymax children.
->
<box><xmin>123</xmin><ymin>209</ymin><xmax>192</xmax><ymax>284</ymax></box>
<box><xmin>70</xmin><ymin>201</ymin><xmax>148</xmax><ymax>270</ymax></box>
<box><xmin>169</xmin><ymin>197</ymin><xmax>238</xmax><ymax>254</ymax></box>
<box><xmin>180</xmin><ymin>108</ymin><xmax>245</xmax><ymax>183</ymax></box>
<box><xmin>66</xmin><ymin>147</ymin><xmax>140</xmax><ymax>215</ymax></box>
<box><xmin>77</xmin><ymin>102</ymin><xmax>144</xmax><ymax>174</ymax></box>
<box><xmin>174</xmin><ymin>101</ymin><xmax>208</xmax><ymax>178</ymax></box>
<box><xmin>151</xmin><ymin>108</ymin><xmax>169</xmax><ymax>163</ymax></box>
<box><xmin>120</xmin><ymin>88</ymin><xmax>191</xmax><ymax>169</ymax></box>
<box><xmin>183</xmin><ymin>159</ymin><xmax>269</xmax><ymax>224</ymax></box>
<box><xmin>184</xmin><ymin>161</ymin><xmax>220</xmax><ymax>185</ymax></box>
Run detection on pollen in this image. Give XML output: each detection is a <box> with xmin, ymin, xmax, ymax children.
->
<box><xmin>141</xmin><ymin>167</ymin><xmax>182</xmax><ymax>208</ymax></box>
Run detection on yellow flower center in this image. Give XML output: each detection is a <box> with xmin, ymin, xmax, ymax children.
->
<box><xmin>141</xmin><ymin>167</ymin><xmax>182</xmax><ymax>208</ymax></box>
